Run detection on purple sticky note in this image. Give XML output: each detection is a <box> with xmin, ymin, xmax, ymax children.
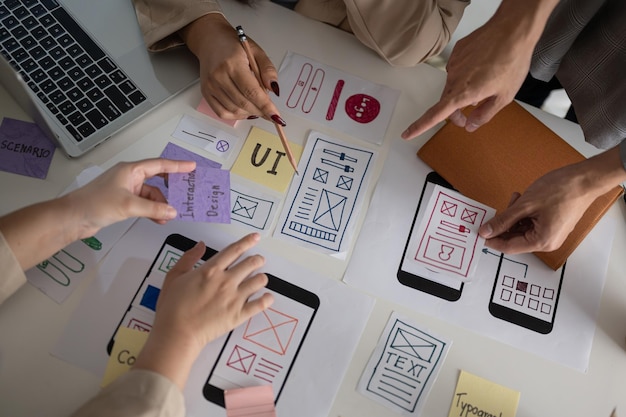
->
<box><xmin>145</xmin><ymin>142</ymin><xmax>222</xmax><ymax>198</ymax></box>
<box><xmin>0</xmin><ymin>118</ymin><xmax>56</xmax><ymax>179</ymax></box>
<box><xmin>169</xmin><ymin>166</ymin><xmax>231</xmax><ymax>223</ymax></box>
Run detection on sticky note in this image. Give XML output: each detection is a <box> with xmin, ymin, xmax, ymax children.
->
<box><xmin>231</xmin><ymin>126</ymin><xmax>302</xmax><ymax>193</ymax></box>
<box><xmin>145</xmin><ymin>142</ymin><xmax>222</xmax><ymax>198</ymax></box>
<box><xmin>197</xmin><ymin>98</ymin><xmax>237</xmax><ymax>127</ymax></box>
<box><xmin>101</xmin><ymin>326</ymin><xmax>150</xmax><ymax>387</ymax></box>
<box><xmin>168</xmin><ymin>167</ymin><xmax>231</xmax><ymax>223</ymax></box>
<box><xmin>224</xmin><ymin>385</ymin><xmax>276</xmax><ymax>417</ymax></box>
<box><xmin>448</xmin><ymin>371</ymin><xmax>520</xmax><ymax>417</ymax></box>
<box><xmin>0</xmin><ymin>117</ymin><xmax>55</xmax><ymax>179</ymax></box>
<box><xmin>139</xmin><ymin>285</ymin><xmax>160</xmax><ymax>311</ymax></box>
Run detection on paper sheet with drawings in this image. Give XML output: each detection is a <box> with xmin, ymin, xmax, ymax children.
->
<box><xmin>274</xmin><ymin>131</ymin><xmax>376</xmax><ymax>254</ymax></box>
<box><xmin>51</xmin><ymin>218</ymin><xmax>374</xmax><ymax>417</ymax></box>
<box><xmin>357</xmin><ymin>311</ymin><xmax>451</xmax><ymax>416</ymax></box>
<box><xmin>275</xmin><ymin>52</ymin><xmax>400</xmax><ymax>145</ymax></box>
<box><xmin>343</xmin><ymin>135</ymin><xmax>614</xmax><ymax>372</ymax></box>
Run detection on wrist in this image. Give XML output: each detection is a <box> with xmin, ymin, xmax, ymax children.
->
<box><xmin>575</xmin><ymin>147</ymin><xmax>626</xmax><ymax>199</ymax></box>
<box><xmin>178</xmin><ymin>12</ymin><xmax>229</xmax><ymax>57</ymax></box>
<box><xmin>494</xmin><ymin>0</ymin><xmax>560</xmax><ymax>46</ymax></box>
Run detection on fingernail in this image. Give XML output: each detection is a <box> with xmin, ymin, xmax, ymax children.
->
<box><xmin>401</xmin><ymin>129</ymin><xmax>410</xmax><ymax>139</ymax></box>
<box><xmin>466</xmin><ymin>122</ymin><xmax>479</xmax><ymax>132</ymax></box>
<box><xmin>271</xmin><ymin>114</ymin><xmax>287</xmax><ymax>126</ymax></box>
<box><xmin>270</xmin><ymin>81</ymin><xmax>280</xmax><ymax>97</ymax></box>
<box><xmin>481</xmin><ymin>224</ymin><xmax>493</xmax><ymax>238</ymax></box>
<box><xmin>166</xmin><ymin>206</ymin><xmax>177</xmax><ymax>219</ymax></box>
<box><xmin>247</xmin><ymin>115</ymin><xmax>259</xmax><ymax>120</ymax></box>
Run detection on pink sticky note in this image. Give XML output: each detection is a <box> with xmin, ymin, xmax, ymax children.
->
<box><xmin>224</xmin><ymin>385</ymin><xmax>276</xmax><ymax>417</ymax></box>
<box><xmin>168</xmin><ymin>167</ymin><xmax>230</xmax><ymax>223</ymax></box>
<box><xmin>197</xmin><ymin>98</ymin><xmax>238</xmax><ymax>127</ymax></box>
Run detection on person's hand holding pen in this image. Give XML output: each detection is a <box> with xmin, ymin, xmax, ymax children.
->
<box><xmin>178</xmin><ymin>13</ymin><xmax>285</xmax><ymax>124</ymax></box>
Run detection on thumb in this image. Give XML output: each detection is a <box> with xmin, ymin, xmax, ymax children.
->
<box><xmin>125</xmin><ymin>194</ymin><xmax>177</xmax><ymax>222</ymax></box>
<box><xmin>479</xmin><ymin>207</ymin><xmax>525</xmax><ymax>239</ymax></box>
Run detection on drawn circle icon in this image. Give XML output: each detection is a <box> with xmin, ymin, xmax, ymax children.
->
<box><xmin>344</xmin><ymin>94</ymin><xmax>380</xmax><ymax>124</ymax></box>
<box><xmin>216</xmin><ymin>140</ymin><xmax>230</xmax><ymax>152</ymax></box>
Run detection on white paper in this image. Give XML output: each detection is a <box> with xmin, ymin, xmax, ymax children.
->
<box><xmin>274</xmin><ymin>131</ymin><xmax>376</xmax><ymax>254</ymax></box>
<box><xmin>25</xmin><ymin>166</ymin><xmax>135</xmax><ymax>303</ymax></box>
<box><xmin>230</xmin><ymin>175</ymin><xmax>282</xmax><ymax>235</ymax></box>
<box><xmin>405</xmin><ymin>184</ymin><xmax>494</xmax><ymax>282</ymax></box>
<box><xmin>357</xmin><ymin>311</ymin><xmax>451</xmax><ymax>416</ymax></box>
<box><xmin>343</xmin><ymin>136</ymin><xmax>614</xmax><ymax>372</ymax></box>
<box><xmin>52</xmin><ymin>218</ymin><xmax>375</xmax><ymax>417</ymax></box>
<box><xmin>172</xmin><ymin>114</ymin><xmax>240</xmax><ymax>160</ymax></box>
<box><xmin>276</xmin><ymin>52</ymin><xmax>400</xmax><ymax>145</ymax></box>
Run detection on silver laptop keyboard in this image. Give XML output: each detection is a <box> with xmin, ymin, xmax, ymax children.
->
<box><xmin>0</xmin><ymin>0</ymin><xmax>146</xmax><ymax>143</ymax></box>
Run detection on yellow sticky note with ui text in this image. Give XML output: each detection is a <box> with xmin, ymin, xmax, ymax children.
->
<box><xmin>448</xmin><ymin>370</ymin><xmax>520</xmax><ymax>417</ymax></box>
<box><xmin>101</xmin><ymin>326</ymin><xmax>150</xmax><ymax>387</ymax></box>
<box><xmin>231</xmin><ymin>126</ymin><xmax>303</xmax><ymax>193</ymax></box>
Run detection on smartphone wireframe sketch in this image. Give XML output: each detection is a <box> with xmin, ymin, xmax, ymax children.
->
<box><xmin>107</xmin><ymin>233</ymin><xmax>217</xmax><ymax>354</ymax></box>
<box><xmin>397</xmin><ymin>171</ymin><xmax>464</xmax><ymax>301</ymax></box>
<box><xmin>489</xmin><ymin>253</ymin><xmax>565</xmax><ymax>334</ymax></box>
<box><xmin>203</xmin><ymin>274</ymin><xmax>320</xmax><ymax>407</ymax></box>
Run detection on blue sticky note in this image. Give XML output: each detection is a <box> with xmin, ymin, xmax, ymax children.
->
<box><xmin>140</xmin><ymin>285</ymin><xmax>161</xmax><ymax>311</ymax></box>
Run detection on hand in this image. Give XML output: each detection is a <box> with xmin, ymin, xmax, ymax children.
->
<box><xmin>180</xmin><ymin>13</ymin><xmax>282</xmax><ymax>121</ymax></box>
<box><xmin>65</xmin><ymin>158</ymin><xmax>196</xmax><ymax>240</ymax></box>
<box><xmin>134</xmin><ymin>233</ymin><xmax>274</xmax><ymax>389</ymax></box>
<box><xmin>478</xmin><ymin>164</ymin><xmax>602</xmax><ymax>254</ymax></box>
<box><xmin>401</xmin><ymin>0</ymin><xmax>558</xmax><ymax>140</ymax></box>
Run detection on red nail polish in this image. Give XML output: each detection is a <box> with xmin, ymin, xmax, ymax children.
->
<box><xmin>247</xmin><ymin>115</ymin><xmax>259</xmax><ymax>119</ymax></box>
<box><xmin>271</xmin><ymin>81</ymin><xmax>280</xmax><ymax>97</ymax></box>
<box><xmin>271</xmin><ymin>114</ymin><xmax>286</xmax><ymax>126</ymax></box>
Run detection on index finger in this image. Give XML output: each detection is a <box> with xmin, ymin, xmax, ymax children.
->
<box><xmin>136</xmin><ymin>158</ymin><xmax>197</xmax><ymax>179</ymax></box>
<box><xmin>204</xmin><ymin>233</ymin><xmax>262</xmax><ymax>271</ymax></box>
<box><xmin>402</xmin><ymin>94</ymin><xmax>473</xmax><ymax>140</ymax></box>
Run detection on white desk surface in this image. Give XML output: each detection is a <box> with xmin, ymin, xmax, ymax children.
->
<box><xmin>1</xmin><ymin>2</ymin><xmax>625</xmax><ymax>416</ymax></box>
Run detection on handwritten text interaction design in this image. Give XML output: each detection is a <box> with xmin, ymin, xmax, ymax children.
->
<box><xmin>168</xmin><ymin>167</ymin><xmax>231</xmax><ymax>223</ymax></box>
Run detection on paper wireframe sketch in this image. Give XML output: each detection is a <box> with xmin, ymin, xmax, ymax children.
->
<box><xmin>172</xmin><ymin>114</ymin><xmax>240</xmax><ymax>160</ymax></box>
<box><xmin>275</xmin><ymin>131</ymin><xmax>376</xmax><ymax>253</ymax></box>
<box><xmin>357</xmin><ymin>311</ymin><xmax>451</xmax><ymax>416</ymax></box>
<box><xmin>404</xmin><ymin>184</ymin><xmax>495</xmax><ymax>282</ymax></box>
<box><xmin>230</xmin><ymin>175</ymin><xmax>281</xmax><ymax>234</ymax></box>
<box><xmin>275</xmin><ymin>52</ymin><xmax>400</xmax><ymax>145</ymax></box>
<box><xmin>25</xmin><ymin>166</ymin><xmax>135</xmax><ymax>303</ymax></box>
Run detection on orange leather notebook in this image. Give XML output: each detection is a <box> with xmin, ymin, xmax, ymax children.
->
<box><xmin>417</xmin><ymin>101</ymin><xmax>622</xmax><ymax>270</ymax></box>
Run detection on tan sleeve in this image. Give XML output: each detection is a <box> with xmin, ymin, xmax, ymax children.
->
<box><xmin>344</xmin><ymin>0</ymin><xmax>470</xmax><ymax>67</ymax></box>
<box><xmin>0</xmin><ymin>231</ymin><xmax>26</xmax><ymax>305</ymax></box>
<box><xmin>70</xmin><ymin>370</ymin><xmax>185</xmax><ymax>417</ymax></box>
<box><xmin>131</xmin><ymin>0</ymin><xmax>223</xmax><ymax>51</ymax></box>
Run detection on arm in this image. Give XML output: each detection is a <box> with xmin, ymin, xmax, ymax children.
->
<box><xmin>402</xmin><ymin>0</ymin><xmax>560</xmax><ymax>139</ymax></box>
<box><xmin>0</xmin><ymin>158</ymin><xmax>195</xmax><ymax>271</ymax></box>
<box><xmin>479</xmin><ymin>146</ymin><xmax>626</xmax><ymax>253</ymax></box>
<box><xmin>70</xmin><ymin>234</ymin><xmax>273</xmax><ymax>416</ymax></box>
<box><xmin>131</xmin><ymin>0</ymin><xmax>282</xmax><ymax>121</ymax></box>
<box><xmin>344</xmin><ymin>0</ymin><xmax>470</xmax><ymax>67</ymax></box>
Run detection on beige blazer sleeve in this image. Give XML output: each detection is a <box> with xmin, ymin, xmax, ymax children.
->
<box><xmin>131</xmin><ymin>0</ymin><xmax>223</xmax><ymax>51</ymax></box>
<box><xmin>70</xmin><ymin>370</ymin><xmax>185</xmax><ymax>417</ymax></box>
<box><xmin>296</xmin><ymin>0</ymin><xmax>470</xmax><ymax>67</ymax></box>
<box><xmin>0</xmin><ymin>231</ymin><xmax>26</xmax><ymax>305</ymax></box>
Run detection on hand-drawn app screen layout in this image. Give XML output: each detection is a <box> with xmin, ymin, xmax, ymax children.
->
<box><xmin>277</xmin><ymin>134</ymin><xmax>374</xmax><ymax>253</ymax></box>
<box><xmin>107</xmin><ymin>234</ymin><xmax>214</xmax><ymax>353</ymax></box>
<box><xmin>204</xmin><ymin>275</ymin><xmax>319</xmax><ymax>407</ymax></box>
<box><xmin>402</xmin><ymin>180</ymin><xmax>492</xmax><ymax>283</ymax></box>
<box><xmin>364</xmin><ymin>316</ymin><xmax>449</xmax><ymax>414</ymax></box>
<box><xmin>276</xmin><ymin>52</ymin><xmax>399</xmax><ymax>145</ymax></box>
<box><xmin>398</xmin><ymin>173</ymin><xmax>465</xmax><ymax>301</ymax></box>
<box><xmin>489</xmin><ymin>253</ymin><xmax>565</xmax><ymax>334</ymax></box>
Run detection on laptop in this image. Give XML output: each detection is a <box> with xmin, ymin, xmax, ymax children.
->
<box><xmin>0</xmin><ymin>0</ymin><xmax>199</xmax><ymax>157</ymax></box>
